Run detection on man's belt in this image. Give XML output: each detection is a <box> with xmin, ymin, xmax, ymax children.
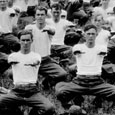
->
<box><xmin>14</xmin><ymin>83</ymin><xmax>37</xmax><ymax>89</ymax></box>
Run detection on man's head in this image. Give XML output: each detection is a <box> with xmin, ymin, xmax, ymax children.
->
<box><xmin>101</xmin><ymin>0</ymin><xmax>110</xmax><ymax>7</ymax></box>
<box><xmin>18</xmin><ymin>30</ymin><xmax>33</xmax><ymax>51</ymax></box>
<box><xmin>35</xmin><ymin>6</ymin><xmax>47</xmax><ymax>24</ymax></box>
<box><xmin>8</xmin><ymin>0</ymin><xmax>13</xmax><ymax>7</ymax></box>
<box><xmin>93</xmin><ymin>14</ymin><xmax>104</xmax><ymax>29</ymax></box>
<box><xmin>50</xmin><ymin>0</ymin><xmax>59</xmax><ymax>6</ymax></box>
<box><xmin>84</xmin><ymin>24</ymin><xmax>97</xmax><ymax>44</ymax></box>
<box><xmin>0</xmin><ymin>0</ymin><xmax>8</xmax><ymax>10</ymax></box>
<box><xmin>51</xmin><ymin>3</ymin><xmax>62</xmax><ymax>19</ymax></box>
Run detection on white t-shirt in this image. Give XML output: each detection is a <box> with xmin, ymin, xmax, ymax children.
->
<box><xmin>95</xmin><ymin>29</ymin><xmax>110</xmax><ymax>47</ymax></box>
<box><xmin>0</xmin><ymin>8</ymin><xmax>15</xmax><ymax>33</ymax></box>
<box><xmin>13</xmin><ymin>0</ymin><xmax>28</xmax><ymax>11</ymax></box>
<box><xmin>25</xmin><ymin>23</ymin><xmax>55</xmax><ymax>57</ymax></box>
<box><xmin>46</xmin><ymin>18</ymin><xmax>74</xmax><ymax>45</ymax></box>
<box><xmin>73</xmin><ymin>44</ymin><xmax>107</xmax><ymax>75</ymax></box>
<box><xmin>8</xmin><ymin>51</ymin><xmax>41</xmax><ymax>85</ymax></box>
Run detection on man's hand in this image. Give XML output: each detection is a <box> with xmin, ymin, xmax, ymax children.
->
<box><xmin>10</xmin><ymin>62</ymin><xmax>19</xmax><ymax>65</ymax></box>
<box><xmin>42</xmin><ymin>28</ymin><xmax>55</xmax><ymax>35</ymax></box>
<box><xmin>74</xmin><ymin>50</ymin><xmax>85</xmax><ymax>55</ymax></box>
<box><xmin>98</xmin><ymin>52</ymin><xmax>107</xmax><ymax>56</ymax></box>
<box><xmin>24</xmin><ymin>61</ymin><xmax>40</xmax><ymax>67</ymax></box>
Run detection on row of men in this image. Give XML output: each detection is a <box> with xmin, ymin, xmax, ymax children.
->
<box><xmin>0</xmin><ymin>1</ymin><xmax>115</xmax><ymax>115</ymax></box>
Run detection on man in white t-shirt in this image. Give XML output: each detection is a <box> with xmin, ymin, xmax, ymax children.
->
<box><xmin>0</xmin><ymin>0</ymin><xmax>19</xmax><ymax>54</ymax></box>
<box><xmin>55</xmin><ymin>24</ymin><xmax>115</xmax><ymax>108</ymax></box>
<box><xmin>0</xmin><ymin>30</ymin><xmax>55</xmax><ymax>115</ymax></box>
<box><xmin>25</xmin><ymin>6</ymin><xmax>67</xmax><ymax>89</ymax></box>
<box><xmin>46</xmin><ymin>3</ymin><xmax>74</xmax><ymax>62</ymax></box>
<box><xmin>92</xmin><ymin>14</ymin><xmax>110</xmax><ymax>47</ymax></box>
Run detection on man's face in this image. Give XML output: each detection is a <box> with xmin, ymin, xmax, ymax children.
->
<box><xmin>51</xmin><ymin>8</ymin><xmax>61</xmax><ymax>19</ymax></box>
<box><xmin>35</xmin><ymin>9</ymin><xmax>46</xmax><ymax>24</ymax></box>
<box><xmin>0</xmin><ymin>0</ymin><xmax>8</xmax><ymax>9</ymax></box>
<box><xmin>101</xmin><ymin>0</ymin><xmax>110</xmax><ymax>6</ymax></box>
<box><xmin>20</xmin><ymin>34</ymin><xmax>32</xmax><ymax>50</ymax></box>
<box><xmin>85</xmin><ymin>28</ymin><xmax>97</xmax><ymax>44</ymax></box>
<box><xmin>94</xmin><ymin>15</ymin><xmax>103</xmax><ymax>28</ymax></box>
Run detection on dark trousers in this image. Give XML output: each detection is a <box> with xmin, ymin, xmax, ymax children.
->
<box><xmin>39</xmin><ymin>56</ymin><xmax>68</xmax><ymax>87</ymax></box>
<box><xmin>55</xmin><ymin>75</ymin><xmax>115</xmax><ymax>105</ymax></box>
<box><xmin>0</xmin><ymin>33</ymin><xmax>20</xmax><ymax>54</ymax></box>
<box><xmin>51</xmin><ymin>45</ymin><xmax>72</xmax><ymax>60</ymax></box>
<box><xmin>0</xmin><ymin>84</ymin><xmax>55</xmax><ymax>115</ymax></box>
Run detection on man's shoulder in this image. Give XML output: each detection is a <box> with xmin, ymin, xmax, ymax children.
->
<box><xmin>73</xmin><ymin>43</ymin><xmax>85</xmax><ymax>50</ymax></box>
<box><xmin>30</xmin><ymin>52</ymin><xmax>41</xmax><ymax>59</ymax></box>
<box><xmin>74</xmin><ymin>43</ymin><xmax>85</xmax><ymax>47</ymax></box>
<box><xmin>25</xmin><ymin>23</ymin><xmax>36</xmax><ymax>30</ymax></box>
<box><xmin>95</xmin><ymin>44</ymin><xmax>107</xmax><ymax>51</ymax></box>
<box><xmin>8</xmin><ymin>51</ymin><xmax>20</xmax><ymax>59</ymax></box>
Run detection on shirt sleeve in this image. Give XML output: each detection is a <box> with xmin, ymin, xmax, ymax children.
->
<box><xmin>64</xmin><ymin>20</ymin><xmax>75</xmax><ymax>30</ymax></box>
<box><xmin>72</xmin><ymin>44</ymin><xmax>81</xmax><ymax>53</ymax></box>
<box><xmin>99</xmin><ymin>45</ymin><xmax>107</xmax><ymax>53</ymax></box>
<box><xmin>25</xmin><ymin>24</ymin><xmax>33</xmax><ymax>31</ymax></box>
<box><xmin>8</xmin><ymin>53</ymin><xmax>15</xmax><ymax>63</ymax></box>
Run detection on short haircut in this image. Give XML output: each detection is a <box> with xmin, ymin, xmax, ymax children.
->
<box><xmin>51</xmin><ymin>3</ymin><xmax>62</xmax><ymax>10</ymax></box>
<box><xmin>18</xmin><ymin>30</ymin><xmax>33</xmax><ymax>40</ymax></box>
<box><xmin>35</xmin><ymin>5</ymin><xmax>48</xmax><ymax>14</ymax></box>
<box><xmin>84</xmin><ymin>24</ymin><xmax>97</xmax><ymax>32</ymax></box>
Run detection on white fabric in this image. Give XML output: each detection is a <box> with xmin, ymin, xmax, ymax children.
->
<box><xmin>25</xmin><ymin>24</ymin><xmax>55</xmax><ymax>57</ymax></box>
<box><xmin>27</xmin><ymin>0</ymin><xmax>38</xmax><ymax>6</ymax></box>
<box><xmin>13</xmin><ymin>0</ymin><xmax>28</xmax><ymax>11</ymax></box>
<box><xmin>73</xmin><ymin>44</ymin><xmax>107</xmax><ymax>75</ymax></box>
<box><xmin>46</xmin><ymin>18</ymin><xmax>74</xmax><ymax>45</ymax></box>
<box><xmin>9</xmin><ymin>6</ymin><xmax>20</xmax><ymax>27</ymax></box>
<box><xmin>95</xmin><ymin>29</ymin><xmax>110</xmax><ymax>47</ymax></box>
<box><xmin>8</xmin><ymin>51</ymin><xmax>41</xmax><ymax>85</ymax></box>
<box><xmin>108</xmin><ymin>0</ymin><xmax>115</xmax><ymax>8</ymax></box>
<box><xmin>0</xmin><ymin>8</ymin><xmax>15</xmax><ymax>33</ymax></box>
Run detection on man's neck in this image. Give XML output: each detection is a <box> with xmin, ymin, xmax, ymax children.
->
<box><xmin>0</xmin><ymin>7</ymin><xmax>7</xmax><ymax>11</ymax></box>
<box><xmin>36</xmin><ymin>21</ymin><xmax>46</xmax><ymax>30</ymax></box>
<box><xmin>53</xmin><ymin>17</ymin><xmax>60</xmax><ymax>23</ymax></box>
<box><xmin>85</xmin><ymin>42</ymin><xmax>95</xmax><ymax>48</ymax></box>
<box><xmin>20</xmin><ymin>49</ymin><xmax>31</xmax><ymax>54</ymax></box>
<box><xmin>97</xmin><ymin>27</ymin><xmax>102</xmax><ymax>33</ymax></box>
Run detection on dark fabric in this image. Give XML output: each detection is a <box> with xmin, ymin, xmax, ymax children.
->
<box><xmin>39</xmin><ymin>56</ymin><xmax>67</xmax><ymax>86</ymax></box>
<box><xmin>0</xmin><ymin>33</ymin><xmax>20</xmax><ymax>54</ymax></box>
<box><xmin>67</xmin><ymin>0</ymin><xmax>83</xmax><ymax>21</ymax></box>
<box><xmin>107</xmin><ymin>38</ymin><xmax>115</xmax><ymax>64</ymax></box>
<box><xmin>0</xmin><ymin>86</ymin><xmax>55</xmax><ymax>115</ymax></box>
<box><xmin>64</xmin><ymin>31</ymin><xmax>81</xmax><ymax>46</ymax></box>
<box><xmin>90</xmin><ymin>0</ymin><xmax>101</xmax><ymax>7</ymax></box>
<box><xmin>55</xmin><ymin>75</ymin><xmax>115</xmax><ymax>105</ymax></box>
<box><xmin>27</xmin><ymin>6</ymin><xmax>36</xmax><ymax>17</ymax></box>
<box><xmin>51</xmin><ymin>45</ymin><xmax>72</xmax><ymax>59</ymax></box>
<box><xmin>0</xmin><ymin>52</ymin><xmax>10</xmax><ymax>74</ymax></box>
